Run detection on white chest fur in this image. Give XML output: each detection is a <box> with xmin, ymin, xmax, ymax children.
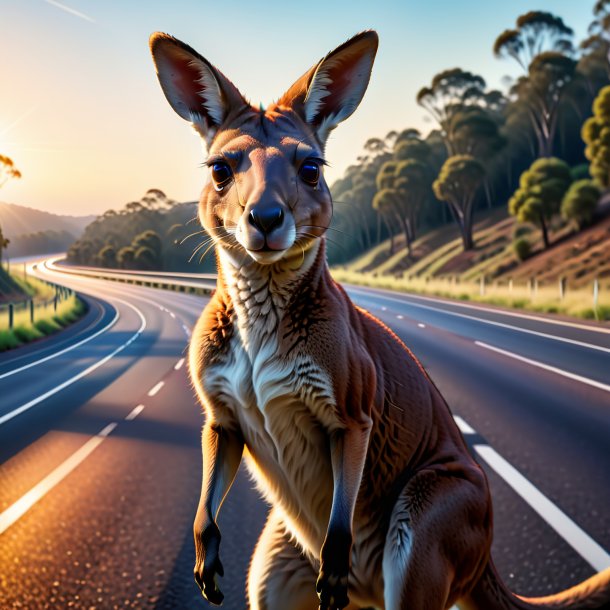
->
<box><xmin>200</xmin><ymin>248</ymin><xmax>338</xmax><ymax>553</ymax></box>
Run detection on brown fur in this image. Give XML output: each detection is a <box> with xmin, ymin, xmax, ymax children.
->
<box><xmin>150</xmin><ymin>31</ymin><xmax>610</xmax><ymax>610</ymax></box>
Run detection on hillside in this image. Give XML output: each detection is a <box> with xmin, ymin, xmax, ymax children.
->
<box><xmin>0</xmin><ymin>201</ymin><xmax>95</xmax><ymax>239</ymax></box>
<box><xmin>340</xmin><ymin>203</ymin><xmax>610</xmax><ymax>295</ymax></box>
<box><xmin>0</xmin><ymin>267</ymin><xmax>27</xmax><ymax>303</ymax></box>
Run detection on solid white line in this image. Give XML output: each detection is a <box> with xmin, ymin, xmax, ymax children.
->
<box><xmin>174</xmin><ymin>358</ymin><xmax>185</xmax><ymax>371</ymax></box>
<box><xmin>347</xmin><ymin>287</ymin><xmax>610</xmax><ymax>353</ymax></box>
<box><xmin>347</xmin><ymin>284</ymin><xmax>610</xmax><ymax>336</ymax></box>
<box><xmin>474</xmin><ymin>444</ymin><xmax>610</xmax><ymax>572</ymax></box>
<box><xmin>453</xmin><ymin>415</ymin><xmax>476</xmax><ymax>434</ymax></box>
<box><xmin>0</xmin><ymin>304</ymin><xmax>120</xmax><ymax>380</ymax></box>
<box><xmin>0</xmin><ymin>422</ymin><xmax>117</xmax><ymax>535</ymax></box>
<box><xmin>476</xmin><ymin>341</ymin><xmax>610</xmax><ymax>393</ymax></box>
<box><xmin>148</xmin><ymin>381</ymin><xmax>164</xmax><ymax>397</ymax></box>
<box><xmin>0</xmin><ymin>300</ymin><xmax>146</xmax><ymax>426</ymax></box>
<box><xmin>125</xmin><ymin>405</ymin><xmax>145</xmax><ymax>421</ymax></box>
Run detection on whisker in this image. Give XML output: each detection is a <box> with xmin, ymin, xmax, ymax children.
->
<box><xmin>179</xmin><ymin>229</ymin><xmax>208</xmax><ymax>245</ymax></box>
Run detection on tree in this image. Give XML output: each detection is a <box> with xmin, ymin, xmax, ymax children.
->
<box><xmin>508</xmin><ymin>157</ymin><xmax>572</xmax><ymax>248</ymax></box>
<box><xmin>493</xmin><ymin>11</ymin><xmax>574</xmax><ymax>70</ymax></box>
<box><xmin>582</xmin><ymin>85</ymin><xmax>610</xmax><ymax>187</ymax></box>
<box><xmin>494</xmin><ymin>12</ymin><xmax>577</xmax><ymax>158</ymax></box>
<box><xmin>97</xmin><ymin>244</ymin><xmax>117</xmax><ymax>268</ymax></box>
<box><xmin>0</xmin><ymin>225</ymin><xmax>9</xmax><ymax>263</ymax></box>
<box><xmin>561</xmin><ymin>179</ymin><xmax>601</xmax><ymax>229</ymax></box>
<box><xmin>433</xmin><ymin>155</ymin><xmax>485</xmax><ymax>250</ymax></box>
<box><xmin>117</xmin><ymin>246</ymin><xmax>136</xmax><ymax>269</ymax></box>
<box><xmin>0</xmin><ymin>154</ymin><xmax>22</xmax><ymax>189</ymax></box>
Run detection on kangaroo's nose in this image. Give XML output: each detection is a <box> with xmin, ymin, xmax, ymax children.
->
<box><xmin>248</xmin><ymin>205</ymin><xmax>284</xmax><ymax>234</ymax></box>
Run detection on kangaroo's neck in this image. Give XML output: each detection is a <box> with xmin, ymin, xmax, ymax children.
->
<box><xmin>216</xmin><ymin>239</ymin><xmax>329</xmax><ymax>350</ymax></box>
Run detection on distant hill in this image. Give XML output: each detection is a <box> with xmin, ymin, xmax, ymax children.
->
<box><xmin>0</xmin><ymin>201</ymin><xmax>95</xmax><ymax>239</ymax></box>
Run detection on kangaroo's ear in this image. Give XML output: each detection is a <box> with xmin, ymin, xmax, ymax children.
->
<box><xmin>278</xmin><ymin>31</ymin><xmax>378</xmax><ymax>147</ymax></box>
<box><xmin>150</xmin><ymin>32</ymin><xmax>249</xmax><ymax>146</ymax></box>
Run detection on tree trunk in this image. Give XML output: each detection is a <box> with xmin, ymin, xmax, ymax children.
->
<box><xmin>540</xmin><ymin>215</ymin><xmax>550</xmax><ymax>249</ymax></box>
<box><xmin>381</xmin><ymin>214</ymin><xmax>395</xmax><ymax>255</ymax></box>
<box><xmin>396</xmin><ymin>212</ymin><xmax>412</xmax><ymax>256</ymax></box>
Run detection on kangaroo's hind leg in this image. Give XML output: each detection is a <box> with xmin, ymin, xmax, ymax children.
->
<box><xmin>248</xmin><ymin>509</ymin><xmax>363</xmax><ymax>610</ymax></box>
<box><xmin>382</xmin><ymin>467</ymin><xmax>491</xmax><ymax>610</ymax></box>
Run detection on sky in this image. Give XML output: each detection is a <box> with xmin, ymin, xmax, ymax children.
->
<box><xmin>0</xmin><ymin>0</ymin><xmax>593</xmax><ymax>217</ymax></box>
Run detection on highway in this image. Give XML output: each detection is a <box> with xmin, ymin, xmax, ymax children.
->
<box><xmin>0</xmin><ymin>259</ymin><xmax>609</xmax><ymax>609</ymax></box>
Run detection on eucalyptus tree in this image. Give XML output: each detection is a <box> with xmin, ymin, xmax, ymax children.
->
<box><xmin>508</xmin><ymin>157</ymin><xmax>572</xmax><ymax>248</ymax></box>
<box><xmin>582</xmin><ymin>85</ymin><xmax>610</xmax><ymax>187</ymax></box>
<box><xmin>562</xmin><ymin>179</ymin><xmax>601</xmax><ymax>230</ymax></box>
<box><xmin>432</xmin><ymin>155</ymin><xmax>485</xmax><ymax>250</ymax></box>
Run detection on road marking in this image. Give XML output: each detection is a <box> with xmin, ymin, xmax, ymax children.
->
<box><xmin>396</xmin><ymin>314</ymin><xmax>404</xmax><ymax>320</ymax></box>
<box><xmin>0</xmin><ymin>422</ymin><xmax>118</xmax><ymax>535</ymax></box>
<box><xmin>148</xmin><ymin>381</ymin><xmax>165</xmax><ymax>397</ymax></box>
<box><xmin>476</xmin><ymin>341</ymin><xmax>610</xmax><ymax>394</ymax></box>
<box><xmin>0</xmin><ymin>300</ymin><xmax>146</xmax><ymax>426</ymax></box>
<box><xmin>453</xmin><ymin>415</ymin><xmax>476</xmax><ymax>434</ymax></box>
<box><xmin>182</xmin><ymin>324</ymin><xmax>191</xmax><ymax>337</ymax></box>
<box><xmin>125</xmin><ymin>404</ymin><xmax>145</xmax><ymax>421</ymax></box>
<box><xmin>475</xmin><ymin>444</ymin><xmax>610</xmax><ymax>572</ymax></box>
<box><xmin>174</xmin><ymin>358</ymin><xmax>185</xmax><ymax>371</ymax></box>
<box><xmin>347</xmin><ymin>287</ymin><xmax>610</xmax><ymax>353</ymax></box>
<box><xmin>0</xmin><ymin>304</ymin><xmax>119</xmax><ymax>380</ymax></box>
<box><xmin>347</xmin><ymin>284</ymin><xmax>610</xmax><ymax>336</ymax></box>
<box><xmin>170</xmin><ymin>312</ymin><xmax>176</xmax><ymax>319</ymax></box>
<box><xmin>381</xmin><ymin>306</ymin><xmax>387</xmax><ymax>311</ymax></box>
<box><xmin>418</xmin><ymin>323</ymin><xmax>426</xmax><ymax>328</ymax></box>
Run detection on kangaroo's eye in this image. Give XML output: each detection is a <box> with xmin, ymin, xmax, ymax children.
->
<box><xmin>299</xmin><ymin>161</ymin><xmax>320</xmax><ymax>186</ymax></box>
<box><xmin>211</xmin><ymin>161</ymin><xmax>233</xmax><ymax>191</ymax></box>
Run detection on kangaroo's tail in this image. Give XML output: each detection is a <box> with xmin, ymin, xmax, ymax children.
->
<box><xmin>460</xmin><ymin>559</ymin><xmax>610</xmax><ymax>610</ymax></box>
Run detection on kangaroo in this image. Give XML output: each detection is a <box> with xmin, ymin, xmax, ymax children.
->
<box><xmin>150</xmin><ymin>31</ymin><xmax>610</xmax><ymax>610</ymax></box>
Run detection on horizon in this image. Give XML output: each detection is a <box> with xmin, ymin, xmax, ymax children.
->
<box><xmin>1</xmin><ymin>0</ymin><xmax>592</xmax><ymax>217</ymax></box>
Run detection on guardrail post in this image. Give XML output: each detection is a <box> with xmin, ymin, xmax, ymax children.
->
<box><xmin>9</xmin><ymin>303</ymin><xmax>14</xmax><ymax>329</ymax></box>
<box><xmin>30</xmin><ymin>299</ymin><xmax>34</xmax><ymax>323</ymax></box>
<box><xmin>479</xmin><ymin>276</ymin><xmax>486</xmax><ymax>297</ymax></box>
<box><xmin>593</xmin><ymin>278</ymin><xmax>599</xmax><ymax>320</ymax></box>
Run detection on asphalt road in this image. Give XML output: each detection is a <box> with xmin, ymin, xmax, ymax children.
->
<box><xmin>0</xmin><ymin>260</ymin><xmax>608</xmax><ymax>609</ymax></box>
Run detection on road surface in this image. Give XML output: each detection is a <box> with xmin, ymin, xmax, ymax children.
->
<box><xmin>0</xmin><ymin>259</ymin><xmax>608</xmax><ymax>609</ymax></box>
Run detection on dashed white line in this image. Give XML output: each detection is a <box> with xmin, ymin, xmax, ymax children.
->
<box><xmin>418</xmin><ymin>323</ymin><xmax>426</xmax><ymax>328</ymax></box>
<box><xmin>174</xmin><ymin>358</ymin><xmax>185</xmax><ymax>371</ymax></box>
<box><xmin>125</xmin><ymin>404</ymin><xmax>145</xmax><ymax>421</ymax></box>
<box><xmin>381</xmin><ymin>306</ymin><xmax>387</xmax><ymax>311</ymax></box>
<box><xmin>182</xmin><ymin>324</ymin><xmax>192</xmax><ymax>337</ymax></box>
<box><xmin>148</xmin><ymin>381</ymin><xmax>165</xmax><ymax>397</ymax></box>
<box><xmin>0</xmin><ymin>421</ymin><xmax>118</xmax><ymax>535</ymax></box>
<box><xmin>170</xmin><ymin>311</ymin><xmax>176</xmax><ymax>319</ymax></box>
<box><xmin>476</xmin><ymin>341</ymin><xmax>610</xmax><ymax>394</ymax></box>
<box><xmin>475</xmin><ymin>444</ymin><xmax>610</xmax><ymax>572</ymax></box>
<box><xmin>0</xmin><ymin>300</ymin><xmax>147</xmax><ymax>426</ymax></box>
<box><xmin>452</xmin><ymin>413</ymin><xmax>610</xmax><ymax>572</ymax></box>
<box><xmin>453</xmin><ymin>415</ymin><xmax>476</xmax><ymax>434</ymax></box>
<box><xmin>396</xmin><ymin>314</ymin><xmax>404</xmax><ymax>320</ymax></box>
<box><xmin>348</xmin><ymin>287</ymin><xmax>610</xmax><ymax>353</ymax></box>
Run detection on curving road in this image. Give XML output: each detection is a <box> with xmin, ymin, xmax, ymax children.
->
<box><xmin>0</xmin><ymin>259</ymin><xmax>608</xmax><ymax>609</ymax></box>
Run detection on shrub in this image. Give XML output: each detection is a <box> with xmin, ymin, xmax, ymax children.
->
<box><xmin>0</xmin><ymin>330</ymin><xmax>21</xmax><ymax>351</ymax></box>
<box><xmin>512</xmin><ymin>224</ymin><xmax>533</xmax><ymax>239</ymax></box>
<box><xmin>34</xmin><ymin>318</ymin><xmax>62</xmax><ymax>335</ymax></box>
<box><xmin>12</xmin><ymin>325</ymin><xmax>44</xmax><ymax>343</ymax></box>
<box><xmin>513</xmin><ymin>237</ymin><xmax>531</xmax><ymax>261</ymax></box>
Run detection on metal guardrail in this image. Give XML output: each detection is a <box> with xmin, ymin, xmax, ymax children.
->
<box><xmin>48</xmin><ymin>261</ymin><xmax>217</xmax><ymax>296</ymax></box>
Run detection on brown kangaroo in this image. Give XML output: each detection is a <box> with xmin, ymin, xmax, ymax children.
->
<box><xmin>150</xmin><ymin>31</ymin><xmax>610</xmax><ymax>610</ymax></box>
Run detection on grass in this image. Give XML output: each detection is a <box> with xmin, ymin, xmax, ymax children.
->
<box><xmin>0</xmin><ymin>293</ymin><xmax>87</xmax><ymax>351</ymax></box>
<box><xmin>331</xmin><ymin>269</ymin><xmax>610</xmax><ymax>322</ymax></box>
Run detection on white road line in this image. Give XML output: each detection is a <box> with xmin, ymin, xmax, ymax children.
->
<box><xmin>418</xmin><ymin>323</ymin><xmax>426</xmax><ymax>328</ymax></box>
<box><xmin>0</xmin><ymin>422</ymin><xmax>118</xmax><ymax>535</ymax></box>
<box><xmin>348</xmin><ymin>285</ymin><xmax>610</xmax><ymax>336</ymax></box>
<box><xmin>182</xmin><ymin>324</ymin><xmax>191</xmax><ymax>337</ymax></box>
<box><xmin>174</xmin><ymin>358</ymin><xmax>185</xmax><ymax>371</ymax></box>
<box><xmin>396</xmin><ymin>314</ymin><xmax>404</xmax><ymax>320</ymax></box>
<box><xmin>453</xmin><ymin>415</ymin><xmax>476</xmax><ymax>434</ymax></box>
<box><xmin>148</xmin><ymin>381</ymin><xmax>165</xmax><ymax>397</ymax></box>
<box><xmin>475</xmin><ymin>444</ymin><xmax>610</xmax><ymax>572</ymax></box>
<box><xmin>125</xmin><ymin>405</ymin><xmax>145</xmax><ymax>421</ymax></box>
<box><xmin>0</xmin><ymin>300</ymin><xmax>147</xmax><ymax>426</ymax></box>
<box><xmin>0</xmin><ymin>305</ymin><xmax>119</xmax><ymax>380</ymax></box>
<box><xmin>170</xmin><ymin>312</ymin><xmax>176</xmax><ymax>319</ymax></box>
<box><xmin>348</xmin><ymin>287</ymin><xmax>610</xmax><ymax>353</ymax></box>
<box><xmin>476</xmin><ymin>341</ymin><xmax>610</xmax><ymax>393</ymax></box>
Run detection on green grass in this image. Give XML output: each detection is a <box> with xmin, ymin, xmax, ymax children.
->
<box><xmin>331</xmin><ymin>269</ymin><xmax>610</xmax><ymax>322</ymax></box>
<box><xmin>0</xmin><ymin>295</ymin><xmax>87</xmax><ymax>351</ymax></box>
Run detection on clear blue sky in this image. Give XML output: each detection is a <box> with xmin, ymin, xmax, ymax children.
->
<box><xmin>0</xmin><ymin>0</ymin><xmax>593</xmax><ymax>215</ymax></box>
